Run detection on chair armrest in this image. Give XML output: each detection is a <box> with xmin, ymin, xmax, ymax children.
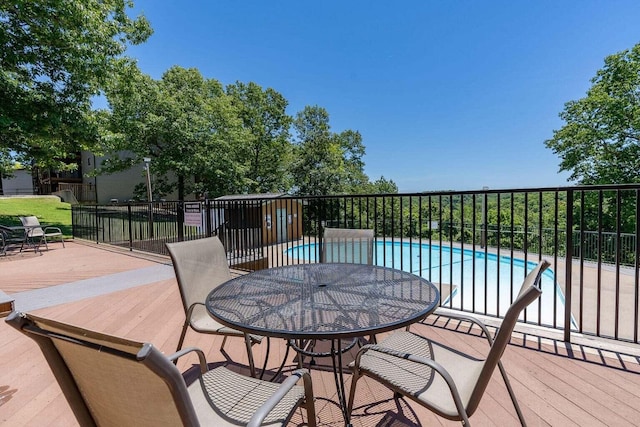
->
<box><xmin>167</xmin><ymin>346</ymin><xmax>208</xmax><ymax>374</ymax></box>
<box><xmin>355</xmin><ymin>344</ymin><xmax>468</xmax><ymax>418</ymax></box>
<box><xmin>433</xmin><ymin>308</ymin><xmax>495</xmax><ymax>346</ymax></box>
<box><xmin>189</xmin><ymin>302</ymin><xmax>263</xmax><ymax>343</ymax></box>
<box><xmin>247</xmin><ymin>369</ymin><xmax>311</xmax><ymax>427</ymax></box>
<box><xmin>43</xmin><ymin>226</ymin><xmax>63</xmax><ymax>234</ymax></box>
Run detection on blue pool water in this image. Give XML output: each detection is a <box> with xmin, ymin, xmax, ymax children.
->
<box><xmin>285</xmin><ymin>240</ymin><xmax>574</xmax><ymax>328</ymax></box>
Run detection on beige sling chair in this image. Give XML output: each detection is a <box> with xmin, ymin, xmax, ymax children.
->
<box><xmin>289</xmin><ymin>227</ymin><xmax>377</xmax><ymax>366</ymax></box>
<box><xmin>348</xmin><ymin>259</ymin><xmax>550</xmax><ymax>426</ymax></box>
<box><xmin>166</xmin><ymin>237</ymin><xmax>265</xmax><ymax>378</ymax></box>
<box><xmin>321</xmin><ymin>227</ymin><xmax>375</xmax><ymax>265</ymax></box>
<box><xmin>7</xmin><ymin>311</ymin><xmax>316</xmax><ymax>427</ymax></box>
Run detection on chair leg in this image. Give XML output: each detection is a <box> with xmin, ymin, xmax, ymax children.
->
<box><xmin>302</xmin><ymin>371</ymin><xmax>317</xmax><ymax>427</ymax></box>
<box><xmin>244</xmin><ymin>334</ymin><xmax>257</xmax><ymax>378</ymax></box>
<box><xmin>498</xmin><ymin>360</ymin><xmax>527</xmax><ymax>426</ymax></box>
<box><xmin>220</xmin><ymin>336</ymin><xmax>228</xmax><ymax>351</ymax></box>
<box><xmin>175</xmin><ymin>320</ymin><xmax>189</xmax><ymax>353</ymax></box>
<box><xmin>347</xmin><ymin>369</ymin><xmax>362</xmax><ymax>416</ymax></box>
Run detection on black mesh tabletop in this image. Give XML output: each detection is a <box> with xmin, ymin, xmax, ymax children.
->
<box><xmin>206</xmin><ymin>263</ymin><xmax>440</xmax><ymax>340</ymax></box>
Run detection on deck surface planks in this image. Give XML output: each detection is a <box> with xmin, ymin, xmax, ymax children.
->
<box><xmin>1</xmin><ymin>240</ymin><xmax>640</xmax><ymax>426</ymax></box>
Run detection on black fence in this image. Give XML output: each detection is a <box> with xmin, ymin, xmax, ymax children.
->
<box><xmin>72</xmin><ymin>184</ymin><xmax>640</xmax><ymax>345</ymax></box>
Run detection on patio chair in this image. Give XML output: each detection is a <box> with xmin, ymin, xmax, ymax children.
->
<box><xmin>166</xmin><ymin>236</ymin><xmax>265</xmax><ymax>378</ymax></box>
<box><xmin>347</xmin><ymin>259</ymin><xmax>550</xmax><ymax>427</ymax></box>
<box><xmin>322</xmin><ymin>227</ymin><xmax>375</xmax><ymax>264</ymax></box>
<box><xmin>6</xmin><ymin>311</ymin><xmax>316</xmax><ymax>427</ymax></box>
<box><xmin>292</xmin><ymin>227</ymin><xmax>376</xmax><ymax>364</ymax></box>
<box><xmin>19</xmin><ymin>215</ymin><xmax>65</xmax><ymax>250</ymax></box>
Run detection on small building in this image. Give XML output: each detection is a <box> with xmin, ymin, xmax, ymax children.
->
<box><xmin>213</xmin><ymin>194</ymin><xmax>303</xmax><ymax>245</ymax></box>
<box><xmin>212</xmin><ymin>193</ymin><xmax>303</xmax><ymax>271</ymax></box>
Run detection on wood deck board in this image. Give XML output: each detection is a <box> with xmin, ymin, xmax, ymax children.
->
<box><xmin>1</xmin><ymin>241</ymin><xmax>640</xmax><ymax>426</ymax></box>
<box><xmin>529</xmin><ymin>347</ymin><xmax>640</xmax><ymax>423</ymax></box>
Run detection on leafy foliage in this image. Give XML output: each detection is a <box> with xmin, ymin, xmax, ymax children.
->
<box><xmin>226</xmin><ymin>82</ymin><xmax>293</xmax><ymax>193</ymax></box>
<box><xmin>1</xmin><ymin>2</ymin><xmax>394</xmax><ymax>199</ymax></box>
<box><xmin>546</xmin><ymin>42</ymin><xmax>640</xmax><ymax>185</ymax></box>
<box><xmin>103</xmin><ymin>65</ymin><xmax>249</xmax><ymax>198</ymax></box>
<box><xmin>290</xmin><ymin>105</ymin><xmax>369</xmax><ymax>196</ymax></box>
<box><xmin>0</xmin><ymin>0</ymin><xmax>152</xmax><ymax>175</ymax></box>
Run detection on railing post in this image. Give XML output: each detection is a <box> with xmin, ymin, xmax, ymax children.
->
<box><xmin>148</xmin><ymin>202</ymin><xmax>154</xmax><ymax>239</ymax></box>
<box><xmin>205</xmin><ymin>199</ymin><xmax>212</xmax><ymax>237</ymax></box>
<box><xmin>319</xmin><ymin>220</ymin><xmax>325</xmax><ymax>263</ymax></box>
<box><xmin>564</xmin><ymin>189</ymin><xmax>573</xmax><ymax>342</ymax></box>
<box><xmin>177</xmin><ymin>201</ymin><xmax>185</xmax><ymax>241</ymax></box>
<box><xmin>481</xmin><ymin>186</ymin><xmax>489</xmax><ymax>248</ymax></box>
<box><xmin>128</xmin><ymin>204</ymin><xmax>133</xmax><ymax>251</ymax></box>
<box><xmin>94</xmin><ymin>204</ymin><xmax>99</xmax><ymax>244</ymax></box>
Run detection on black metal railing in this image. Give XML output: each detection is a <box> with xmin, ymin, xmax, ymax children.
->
<box><xmin>72</xmin><ymin>184</ymin><xmax>640</xmax><ymax>345</ymax></box>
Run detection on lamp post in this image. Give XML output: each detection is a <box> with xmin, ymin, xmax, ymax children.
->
<box><xmin>143</xmin><ymin>157</ymin><xmax>154</xmax><ymax>238</ymax></box>
<box><xmin>143</xmin><ymin>157</ymin><xmax>152</xmax><ymax>203</ymax></box>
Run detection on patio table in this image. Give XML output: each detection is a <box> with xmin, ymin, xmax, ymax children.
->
<box><xmin>206</xmin><ymin>263</ymin><xmax>440</xmax><ymax>426</ymax></box>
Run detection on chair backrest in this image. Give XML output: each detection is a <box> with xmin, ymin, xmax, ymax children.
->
<box><xmin>6</xmin><ymin>311</ymin><xmax>199</xmax><ymax>426</ymax></box>
<box><xmin>322</xmin><ymin>227</ymin><xmax>375</xmax><ymax>265</ymax></box>
<box><xmin>19</xmin><ymin>215</ymin><xmax>44</xmax><ymax>236</ymax></box>
<box><xmin>467</xmin><ymin>259</ymin><xmax>550</xmax><ymax>414</ymax></box>
<box><xmin>165</xmin><ymin>236</ymin><xmax>232</xmax><ymax>316</ymax></box>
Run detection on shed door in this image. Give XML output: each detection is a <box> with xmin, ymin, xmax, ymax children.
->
<box><xmin>277</xmin><ymin>208</ymin><xmax>287</xmax><ymax>242</ymax></box>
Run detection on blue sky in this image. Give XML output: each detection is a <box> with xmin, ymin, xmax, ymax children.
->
<box><xmin>123</xmin><ymin>1</ymin><xmax>640</xmax><ymax>193</ymax></box>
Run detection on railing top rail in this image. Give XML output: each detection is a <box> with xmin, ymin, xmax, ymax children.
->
<box><xmin>72</xmin><ymin>183</ymin><xmax>640</xmax><ymax>208</ymax></box>
<box><xmin>210</xmin><ymin>183</ymin><xmax>640</xmax><ymax>202</ymax></box>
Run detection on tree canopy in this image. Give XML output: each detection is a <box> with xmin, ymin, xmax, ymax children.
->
<box><xmin>0</xmin><ymin>0</ymin><xmax>152</xmax><ymax>174</ymax></box>
<box><xmin>1</xmin><ymin>2</ymin><xmax>395</xmax><ymax>198</ymax></box>
<box><xmin>545</xmin><ymin>42</ymin><xmax>640</xmax><ymax>185</ymax></box>
<box><xmin>290</xmin><ymin>105</ymin><xmax>369</xmax><ymax>196</ymax></box>
<box><xmin>103</xmin><ymin>65</ymin><xmax>249</xmax><ymax>199</ymax></box>
<box><xmin>226</xmin><ymin>81</ymin><xmax>293</xmax><ymax>193</ymax></box>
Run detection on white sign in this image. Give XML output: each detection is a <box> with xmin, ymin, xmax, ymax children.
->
<box><xmin>184</xmin><ymin>202</ymin><xmax>202</xmax><ymax>227</ymax></box>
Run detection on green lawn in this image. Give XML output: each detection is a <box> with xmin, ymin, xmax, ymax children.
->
<box><xmin>0</xmin><ymin>197</ymin><xmax>72</xmax><ymax>237</ymax></box>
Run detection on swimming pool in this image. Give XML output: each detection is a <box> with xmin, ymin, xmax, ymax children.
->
<box><xmin>285</xmin><ymin>240</ymin><xmax>574</xmax><ymax>328</ymax></box>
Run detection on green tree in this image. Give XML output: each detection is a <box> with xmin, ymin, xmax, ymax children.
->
<box><xmin>290</xmin><ymin>105</ymin><xmax>368</xmax><ymax>196</ymax></box>
<box><xmin>0</xmin><ymin>0</ymin><xmax>152</xmax><ymax>175</ymax></box>
<box><xmin>362</xmin><ymin>176</ymin><xmax>398</xmax><ymax>194</ymax></box>
<box><xmin>103</xmin><ymin>65</ymin><xmax>248</xmax><ymax>199</ymax></box>
<box><xmin>545</xmin><ymin>42</ymin><xmax>640</xmax><ymax>185</ymax></box>
<box><xmin>336</xmin><ymin>129</ymin><xmax>369</xmax><ymax>191</ymax></box>
<box><xmin>226</xmin><ymin>82</ymin><xmax>293</xmax><ymax>193</ymax></box>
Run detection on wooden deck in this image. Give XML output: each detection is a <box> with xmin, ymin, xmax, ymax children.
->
<box><xmin>1</xmin><ymin>240</ymin><xmax>640</xmax><ymax>426</ymax></box>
